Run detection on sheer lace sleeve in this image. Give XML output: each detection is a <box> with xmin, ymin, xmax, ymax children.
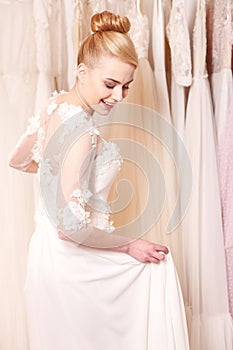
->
<box><xmin>8</xmin><ymin>109</ymin><xmax>46</xmax><ymax>172</ymax></box>
<box><xmin>54</xmin><ymin>126</ymin><xmax>97</xmax><ymax>235</ymax></box>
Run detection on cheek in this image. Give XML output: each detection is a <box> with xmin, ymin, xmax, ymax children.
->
<box><xmin>99</xmin><ymin>87</ymin><xmax>112</xmax><ymax>99</ymax></box>
<box><xmin>123</xmin><ymin>89</ymin><xmax>128</xmax><ymax>99</ymax></box>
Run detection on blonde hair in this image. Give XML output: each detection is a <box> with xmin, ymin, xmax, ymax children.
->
<box><xmin>78</xmin><ymin>11</ymin><xmax>138</xmax><ymax>68</ymax></box>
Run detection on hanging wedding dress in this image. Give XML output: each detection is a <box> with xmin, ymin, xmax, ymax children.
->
<box><xmin>218</xmin><ymin>90</ymin><xmax>233</xmax><ymax>319</ymax></box>
<box><xmin>166</xmin><ymin>0</ymin><xmax>192</xmax><ymax>138</ymax></box>
<box><xmin>206</xmin><ymin>0</ymin><xmax>233</xmax><ymax>318</ymax></box>
<box><xmin>105</xmin><ymin>2</ymin><xmax>180</xmax><ymax>272</ymax></box>
<box><xmin>206</xmin><ymin>0</ymin><xmax>232</xmax><ymax>143</ymax></box>
<box><xmin>33</xmin><ymin>0</ymin><xmax>69</xmax><ymax>111</ymax></box>
<box><xmin>9</xmin><ymin>91</ymin><xmax>190</xmax><ymax>349</ymax></box>
<box><xmin>152</xmin><ymin>0</ymin><xmax>171</xmax><ymax>120</ymax></box>
<box><xmin>184</xmin><ymin>0</ymin><xmax>233</xmax><ymax>348</ymax></box>
<box><xmin>124</xmin><ymin>0</ymin><xmax>158</xmax><ymax>110</ymax></box>
<box><xmin>0</xmin><ymin>1</ymin><xmax>36</xmax><ymax>349</ymax></box>
<box><xmin>107</xmin><ymin>0</ymin><xmax>159</xmax><ymax>230</ymax></box>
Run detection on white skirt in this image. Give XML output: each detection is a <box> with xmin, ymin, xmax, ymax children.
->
<box><xmin>24</xmin><ymin>213</ymin><xmax>190</xmax><ymax>350</ymax></box>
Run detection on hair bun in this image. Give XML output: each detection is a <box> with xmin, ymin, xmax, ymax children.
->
<box><xmin>91</xmin><ymin>11</ymin><xmax>131</xmax><ymax>34</ymax></box>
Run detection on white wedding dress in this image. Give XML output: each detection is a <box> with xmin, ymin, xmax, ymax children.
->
<box><xmin>14</xmin><ymin>92</ymin><xmax>190</xmax><ymax>349</ymax></box>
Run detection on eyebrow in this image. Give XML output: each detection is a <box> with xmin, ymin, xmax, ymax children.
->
<box><xmin>105</xmin><ymin>78</ymin><xmax>134</xmax><ymax>85</ymax></box>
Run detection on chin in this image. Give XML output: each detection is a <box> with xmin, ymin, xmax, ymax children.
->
<box><xmin>94</xmin><ymin>104</ymin><xmax>113</xmax><ymax>116</ymax></box>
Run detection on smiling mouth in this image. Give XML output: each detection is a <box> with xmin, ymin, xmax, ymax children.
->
<box><xmin>101</xmin><ymin>99</ymin><xmax>116</xmax><ymax>108</ymax></box>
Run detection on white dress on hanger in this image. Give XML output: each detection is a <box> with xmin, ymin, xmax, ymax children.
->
<box><xmin>206</xmin><ymin>0</ymin><xmax>233</xmax><ymax>319</ymax></box>
<box><xmin>125</xmin><ymin>0</ymin><xmax>158</xmax><ymax>110</ymax></box>
<box><xmin>206</xmin><ymin>0</ymin><xmax>232</xmax><ymax>143</ymax></box>
<box><xmin>166</xmin><ymin>0</ymin><xmax>192</xmax><ymax>138</ymax></box>
<box><xmin>15</xmin><ymin>91</ymin><xmax>191</xmax><ymax>350</ymax></box>
<box><xmin>33</xmin><ymin>0</ymin><xmax>69</xmax><ymax>111</ymax></box>
<box><xmin>184</xmin><ymin>0</ymin><xmax>233</xmax><ymax>348</ymax></box>
<box><xmin>152</xmin><ymin>0</ymin><xmax>171</xmax><ymax>120</ymax></box>
<box><xmin>106</xmin><ymin>2</ymin><xmax>180</xmax><ymax>268</ymax></box>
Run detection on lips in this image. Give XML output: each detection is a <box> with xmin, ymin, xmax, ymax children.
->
<box><xmin>101</xmin><ymin>99</ymin><xmax>116</xmax><ymax>108</ymax></box>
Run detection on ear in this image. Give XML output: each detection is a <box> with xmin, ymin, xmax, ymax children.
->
<box><xmin>76</xmin><ymin>63</ymin><xmax>88</xmax><ymax>83</ymax></box>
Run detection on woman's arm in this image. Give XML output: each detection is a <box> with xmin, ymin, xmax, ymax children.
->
<box><xmin>58</xmin><ymin>230</ymin><xmax>168</xmax><ymax>264</ymax></box>
<box><xmin>57</xmin><ymin>132</ymin><xmax>169</xmax><ymax>264</ymax></box>
<box><xmin>8</xmin><ymin>111</ymin><xmax>43</xmax><ymax>173</ymax></box>
<box><xmin>8</xmin><ymin>133</ymin><xmax>39</xmax><ymax>173</ymax></box>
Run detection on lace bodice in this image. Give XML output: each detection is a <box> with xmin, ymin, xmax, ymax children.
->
<box><xmin>206</xmin><ymin>0</ymin><xmax>232</xmax><ymax>74</ymax></box>
<box><xmin>12</xmin><ymin>91</ymin><xmax>122</xmax><ymax>236</ymax></box>
<box><xmin>192</xmin><ymin>0</ymin><xmax>208</xmax><ymax>77</ymax></box>
<box><xmin>166</xmin><ymin>0</ymin><xmax>192</xmax><ymax>86</ymax></box>
<box><xmin>127</xmin><ymin>3</ymin><xmax>150</xmax><ymax>60</ymax></box>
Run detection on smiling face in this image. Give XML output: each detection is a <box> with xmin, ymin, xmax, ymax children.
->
<box><xmin>76</xmin><ymin>56</ymin><xmax>135</xmax><ymax>115</ymax></box>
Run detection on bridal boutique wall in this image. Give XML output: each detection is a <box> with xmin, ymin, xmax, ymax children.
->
<box><xmin>0</xmin><ymin>1</ymin><xmax>233</xmax><ymax>350</ymax></box>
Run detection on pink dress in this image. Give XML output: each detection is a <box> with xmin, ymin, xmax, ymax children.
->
<box><xmin>206</xmin><ymin>0</ymin><xmax>233</xmax><ymax>318</ymax></box>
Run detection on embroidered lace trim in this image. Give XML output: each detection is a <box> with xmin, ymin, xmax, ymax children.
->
<box><xmin>166</xmin><ymin>0</ymin><xmax>192</xmax><ymax>86</ymax></box>
<box><xmin>206</xmin><ymin>0</ymin><xmax>232</xmax><ymax>74</ymax></box>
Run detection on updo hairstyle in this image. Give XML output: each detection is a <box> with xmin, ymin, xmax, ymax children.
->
<box><xmin>77</xmin><ymin>11</ymin><xmax>138</xmax><ymax>68</ymax></box>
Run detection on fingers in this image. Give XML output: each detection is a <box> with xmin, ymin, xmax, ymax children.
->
<box><xmin>148</xmin><ymin>256</ymin><xmax>161</xmax><ymax>264</ymax></box>
<box><xmin>153</xmin><ymin>244</ymin><xmax>169</xmax><ymax>255</ymax></box>
<box><xmin>127</xmin><ymin>239</ymin><xmax>169</xmax><ymax>264</ymax></box>
<box><xmin>148</xmin><ymin>250</ymin><xmax>167</xmax><ymax>264</ymax></box>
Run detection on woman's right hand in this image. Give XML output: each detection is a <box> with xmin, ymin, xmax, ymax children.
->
<box><xmin>126</xmin><ymin>239</ymin><xmax>169</xmax><ymax>264</ymax></box>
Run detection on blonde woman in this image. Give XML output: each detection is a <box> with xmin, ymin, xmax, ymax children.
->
<box><xmin>9</xmin><ymin>11</ymin><xmax>189</xmax><ymax>350</ymax></box>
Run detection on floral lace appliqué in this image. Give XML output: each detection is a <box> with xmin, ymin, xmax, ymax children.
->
<box><xmin>206</xmin><ymin>0</ymin><xmax>232</xmax><ymax>73</ymax></box>
<box><xmin>58</xmin><ymin>181</ymin><xmax>92</xmax><ymax>231</ymax></box>
<box><xmin>166</xmin><ymin>0</ymin><xmax>192</xmax><ymax>86</ymax></box>
<box><xmin>32</xmin><ymin>126</ymin><xmax>45</xmax><ymax>163</ymax></box>
<box><xmin>90</xmin><ymin>211</ymin><xmax>115</xmax><ymax>233</ymax></box>
<box><xmin>47</xmin><ymin>102</ymin><xmax>58</xmax><ymax>116</ymax></box>
<box><xmin>128</xmin><ymin>9</ymin><xmax>149</xmax><ymax>60</ymax></box>
<box><xmin>57</xmin><ymin>102</ymin><xmax>83</xmax><ymax>121</ymax></box>
<box><xmin>95</xmin><ymin>141</ymin><xmax>123</xmax><ymax>175</ymax></box>
<box><xmin>25</xmin><ymin>113</ymin><xmax>41</xmax><ymax>135</ymax></box>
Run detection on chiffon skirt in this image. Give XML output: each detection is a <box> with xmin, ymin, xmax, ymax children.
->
<box><xmin>24</xmin><ymin>211</ymin><xmax>189</xmax><ymax>350</ymax></box>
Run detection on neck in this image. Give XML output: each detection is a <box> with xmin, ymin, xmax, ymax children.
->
<box><xmin>73</xmin><ymin>84</ymin><xmax>94</xmax><ymax>116</ymax></box>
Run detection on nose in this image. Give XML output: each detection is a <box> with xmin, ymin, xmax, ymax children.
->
<box><xmin>112</xmin><ymin>86</ymin><xmax>123</xmax><ymax>102</ymax></box>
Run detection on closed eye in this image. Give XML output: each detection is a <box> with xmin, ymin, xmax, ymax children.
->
<box><xmin>105</xmin><ymin>83</ymin><xmax>115</xmax><ymax>89</ymax></box>
<box><xmin>105</xmin><ymin>83</ymin><xmax>130</xmax><ymax>90</ymax></box>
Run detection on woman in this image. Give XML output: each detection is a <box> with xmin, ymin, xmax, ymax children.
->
<box><xmin>9</xmin><ymin>11</ymin><xmax>189</xmax><ymax>350</ymax></box>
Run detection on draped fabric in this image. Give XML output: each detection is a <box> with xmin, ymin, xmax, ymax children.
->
<box><xmin>183</xmin><ymin>0</ymin><xmax>233</xmax><ymax>348</ymax></box>
<box><xmin>206</xmin><ymin>0</ymin><xmax>233</xmax><ymax>318</ymax></box>
<box><xmin>218</xmin><ymin>92</ymin><xmax>233</xmax><ymax>318</ymax></box>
